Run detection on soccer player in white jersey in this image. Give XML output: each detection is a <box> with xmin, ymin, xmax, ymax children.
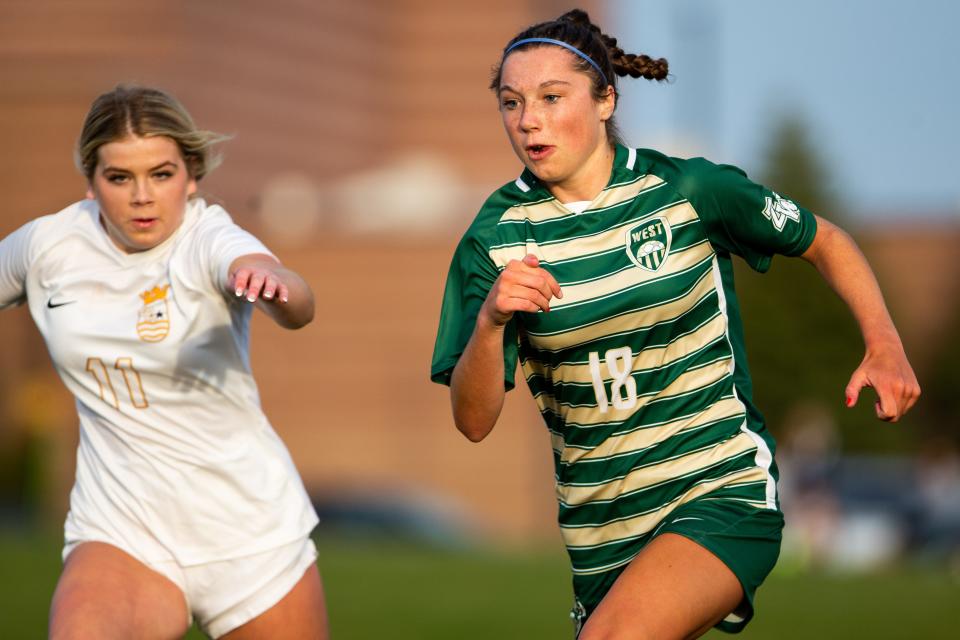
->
<box><xmin>0</xmin><ymin>86</ymin><xmax>327</xmax><ymax>639</ymax></box>
<box><xmin>431</xmin><ymin>9</ymin><xmax>920</xmax><ymax>639</ymax></box>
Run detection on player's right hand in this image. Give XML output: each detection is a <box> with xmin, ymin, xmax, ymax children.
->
<box><xmin>480</xmin><ymin>253</ymin><xmax>562</xmax><ymax>326</ymax></box>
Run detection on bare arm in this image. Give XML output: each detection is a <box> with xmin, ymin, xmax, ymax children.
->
<box><xmin>450</xmin><ymin>254</ymin><xmax>562</xmax><ymax>441</ymax></box>
<box><xmin>801</xmin><ymin>215</ymin><xmax>920</xmax><ymax>421</ymax></box>
<box><xmin>228</xmin><ymin>253</ymin><xmax>315</xmax><ymax>330</ymax></box>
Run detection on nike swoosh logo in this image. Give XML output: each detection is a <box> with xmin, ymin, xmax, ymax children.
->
<box><xmin>47</xmin><ymin>299</ymin><xmax>77</xmax><ymax>309</ymax></box>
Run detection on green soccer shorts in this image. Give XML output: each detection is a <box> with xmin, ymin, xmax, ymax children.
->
<box><xmin>571</xmin><ymin>497</ymin><xmax>784</xmax><ymax>636</ymax></box>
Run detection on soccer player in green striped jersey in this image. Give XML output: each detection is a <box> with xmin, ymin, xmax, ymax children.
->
<box><xmin>430</xmin><ymin>9</ymin><xmax>920</xmax><ymax>639</ymax></box>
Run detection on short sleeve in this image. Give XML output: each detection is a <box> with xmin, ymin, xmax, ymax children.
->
<box><xmin>679</xmin><ymin>159</ymin><xmax>818</xmax><ymax>273</ymax></box>
<box><xmin>430</xmin><ymin>230</ymin><xmax>520</xmax><ymax>389</ymax></box>
<box><xmin>189</xmin><ymin>203</ymin><xmax>275</xmax><ymax>293</ymax></box>
<box><xmin>0</xmin><ymin>219</ymin><xmax>38</xmax><ymax>310</ymax></box>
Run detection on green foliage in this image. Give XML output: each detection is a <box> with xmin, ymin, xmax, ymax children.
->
<box><xmin>758</xmin><ymin>113</ymin><xmax>840</xmax><ymax>220</ymax></box>
<box><xmin>0</xmin><ymin>429</ymin><xmax>48</xmax><ymax>518</ymax></box>
<box><xmin>736</xmin><ymin>113</ymin><xmax>917</xmax><ymax>452</ymax></box>
<box><xmin>913</xmin><ymin>299</ymin><xmax>960</xmax><ymax>445</ymax></box>
<box><xmin>734</xmin><ymin>258</ymin><xmax>916</xmax><ymax>452</ymax></box>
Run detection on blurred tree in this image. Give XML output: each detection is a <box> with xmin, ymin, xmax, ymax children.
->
<box><xmin>914</xmin><ymin>300</ymin><xmax>960</xmax><ymax>445</ymax></box>
<box><xmin>734</xmin><ymin>113</ymin><xmax>916</xmax><ymax>452</ymax></box>
<box><xmin>757</xmin><ymin>113</ymin><xmax>839</xmax><ymax>220</ymax></box>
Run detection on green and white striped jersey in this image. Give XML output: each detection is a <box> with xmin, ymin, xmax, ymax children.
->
<box><xmin>432</xmin><ymin>144</ymin><xmax>817</xmax><ymax>576</ymax></box>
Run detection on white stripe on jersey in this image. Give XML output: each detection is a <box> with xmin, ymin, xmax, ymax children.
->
<box><xmin>710</xmin><ymin>256</ymin><xmax>777</xmax><ymax>509</ymax></box>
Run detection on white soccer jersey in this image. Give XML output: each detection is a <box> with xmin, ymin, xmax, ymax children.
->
<box><xmin>0</xmin><ymin>198</ymin><xmax>318</xmax><ymax>565</ymax></box>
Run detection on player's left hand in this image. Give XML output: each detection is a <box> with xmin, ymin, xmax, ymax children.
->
<box><xmin>229</xmin><ymin>258</ymin><xmax>289</xmax><ymax>304</ymax></box>
<box><xmin>845</xmin><ymin>341</ymin><xmax>921</xmax><ymax>422</ymax></box>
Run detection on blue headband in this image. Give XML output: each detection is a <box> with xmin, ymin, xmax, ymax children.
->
<box><xmin>504</xmin><ymin>37</ymin><xmax>609</xmax><ymax>87</ymax></box>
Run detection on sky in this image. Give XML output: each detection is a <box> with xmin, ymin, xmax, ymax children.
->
<box><xmin>608</xmin><ymin>0</ymin><xmax>960</xmax><ymax>219</ymax></box>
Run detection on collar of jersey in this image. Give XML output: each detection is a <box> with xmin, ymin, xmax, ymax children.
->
<box><xmin>515</xmin><ymin>143</ymin><xmax>635</xmax><ymax>204</ymax></box>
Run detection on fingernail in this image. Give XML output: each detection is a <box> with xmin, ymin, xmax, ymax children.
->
<box><xmin>235</xmin><ymin>288</ymin><xmax>243</xmax><ymax>297</ymax></box>
<box><xmin>280</xmin><ymin>295</ymin><xmax>288</xmax><ymax>303</ymax></box>
<box><xmin>247</xmin><ymin>294</ymin><xmax>256</xmax><ymax>302</ymax></box>
<box><xmin>264</xmin><ymin>291</ymin><xmax>273</xmax><ymax>299</ymax></box>
<box><xmin>845</xmin><ymin>396</ymin><xmax>852</xmax><ymax>407</ymax></box>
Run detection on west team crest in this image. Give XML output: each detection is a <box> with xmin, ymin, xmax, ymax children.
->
<box><xmin>137</xmin><ymin>285</ymin><xmax>170</xmax><ymax>342</ymax></box>
<box><xmin>625</xmin><ymin>217</ymin><xmax>671</xmax><ymax>271</ymax></box>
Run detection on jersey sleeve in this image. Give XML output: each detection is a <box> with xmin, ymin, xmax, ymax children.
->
<box><xmin>430</xmin><ymin>229</ymin><xmax>520</xmax><ymax>390</ymax></box>
<box><xmin>191</xmin><ymin>204</ymin><xmax>276</xmax><ymax>293</ymax></box>
<box><xmin>680</xmin><ymin>159</ymin><xmax>818</xmax><ymax>273</ymax></box>
<box><xmin>0</xmin><ymin>219</ymin><xmax>38</xmax><ymax>310</ymax></box>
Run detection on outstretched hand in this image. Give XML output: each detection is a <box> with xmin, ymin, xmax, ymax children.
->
<box><xmin>481</xmin><ymin>254</ymin><xmax>562</xmax><ymax>326</ymax></box>
<box><xmin>230</xmin><ymin>261</ymin><xmax>289</xmax><ymax>305</ymax></box>
<box><xmin>226</xmin><ymin>253</ymin><xmax>314</xmax><ymax>329</ymax></box>
<box><xmin>845</xmin><ymin>341</ymin><xmax>921</xmax><ymax>422</ymax></box>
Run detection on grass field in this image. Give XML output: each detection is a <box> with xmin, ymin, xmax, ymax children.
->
<box><xmin>0</xmin><ymin>530</ymin><xmax>955</xmax><ymax>639</ymax></box>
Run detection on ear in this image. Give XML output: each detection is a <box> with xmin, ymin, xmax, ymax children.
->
<box><xmin>187</xmin><ymin>176</ymin><xmax>198</xmax><ymax>197</ymax></box>
<box><xmin>85</xmin><ymin>185</ymin><xmax>95</xmax><ymax>200</ymax></box>
<box><xmin>598</xmin><ymin>85</ymin><xmax>616</xmax><ymax>121</ymax></box>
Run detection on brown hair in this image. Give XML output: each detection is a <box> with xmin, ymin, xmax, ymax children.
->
<box><xmin>490</xmin><ymin>9</ymin><xmax>668</xmax><ymax>146</ymax></box>
<box><xmin>76</xmin><ymin>85</ymin><xmax>228</xmax><ymax>181</ymax></box>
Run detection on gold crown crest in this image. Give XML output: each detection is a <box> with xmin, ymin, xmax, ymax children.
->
<box><xmin>140</xmin><ymin>285</ymin><xmax>170</xmax><ymax>305</ymax></box>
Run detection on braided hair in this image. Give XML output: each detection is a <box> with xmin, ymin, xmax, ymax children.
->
<box><xmin>491</xmin><ymin>9</ymin><xmax>668</xmax><ymax>146</ymax></box>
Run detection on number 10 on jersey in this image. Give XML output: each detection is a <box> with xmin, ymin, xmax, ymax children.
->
<box><xmin>588</xmin><ymin>347</ymin><xmax>638</xmax><ymax>413</ymax></box>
